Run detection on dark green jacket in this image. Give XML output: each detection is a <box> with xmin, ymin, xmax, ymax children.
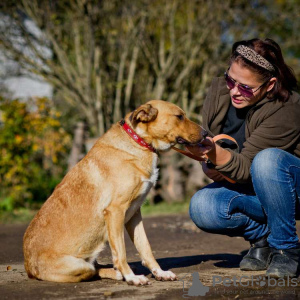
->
<box><xmin>202</xmin><ymin>77</ymin><xmax>300</xmax><ymax>183</ymax></box>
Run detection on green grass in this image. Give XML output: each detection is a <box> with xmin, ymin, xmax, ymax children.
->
<box><xmin>141</xmin><ymin>200</ymin><xmax>189</xmax><ymax>216</ymax></box>
<box><xmin>0</xmin><ymin>200</ymin><xmax>190</xmax><ymax>224</ymax></box>
<box><xmin>0</xmin><ymin>208</ymin><xmax>37</xmax><ymax>224</ymax></box>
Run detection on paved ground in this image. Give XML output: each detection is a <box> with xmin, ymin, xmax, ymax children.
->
<box><xmin>0</xmin><ymin>214</ymin><xmax>299</xmax><ymax>299</ymax></box>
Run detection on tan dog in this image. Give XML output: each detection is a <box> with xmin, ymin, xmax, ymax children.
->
<box><xmin>23</xmin><ymin>100</ymin><xmax>206</xmax><ymax>286</ymax></box>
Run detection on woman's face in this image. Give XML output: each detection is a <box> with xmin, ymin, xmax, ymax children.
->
<box><xmin>227</xmin><ymin>61</ymin><xmax>273</xmax><ymax>109</ymax></box>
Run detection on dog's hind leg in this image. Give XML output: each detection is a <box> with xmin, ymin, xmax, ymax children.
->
<box><xmin>37</xmin><ymin>255</ymin><xmax>97</xmax><ymax>283</ymax></box>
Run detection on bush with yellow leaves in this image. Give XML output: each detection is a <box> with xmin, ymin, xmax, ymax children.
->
<box><xmin>0</xmin><ymin>97</ymin><xmax>71</xmax><ymax>211</ymax></box>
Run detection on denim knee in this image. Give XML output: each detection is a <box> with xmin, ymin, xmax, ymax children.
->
<box><xmin>189</xmin><ymin>190</ymin><xmax>208</xmax><ymax>231</ymax></box>
<box><xmin>251</xmin><ymin>148</ymin><xmax>283</xmax><ymax>181</ymax></box>
<box><xmin>189</xmin><ymin>185</ymin><xmax>269</xmax><ymax>240</ymax></box>
<box><xmin>189</xmin><ymin>189</ymin><xmax>222</xmax><ymax>232</ymax></box>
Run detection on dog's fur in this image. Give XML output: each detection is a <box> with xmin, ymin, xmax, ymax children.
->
<box><xmin>23</xmin><ymin>100</ymin><xmax>205</xmax><ymax>285</ymax></box>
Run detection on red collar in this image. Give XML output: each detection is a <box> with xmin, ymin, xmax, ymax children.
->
<box><xmin>119</xmin><ymin>119</ymin><xmax>157</xmax><ymax>153</ymax></box>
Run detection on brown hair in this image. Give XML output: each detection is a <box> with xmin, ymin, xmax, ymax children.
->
<box><xmin>230</xmin><ymin>38</ymin><xmax>298</xmax><ymax>102</ymax></box>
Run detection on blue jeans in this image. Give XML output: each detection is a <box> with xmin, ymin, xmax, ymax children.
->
<box><xmin>189</xmin><ymin>148</ymin><xmax>300</xmax><ymax>249</ymax></box>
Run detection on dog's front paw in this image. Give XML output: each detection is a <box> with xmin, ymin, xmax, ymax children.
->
<box><xmin>152</xmin><ymin>268</ymin><xmax>177</xmax><ymax>281</ymax></box>
<box><xmin>125</xmin><ymin>274</ymin><xmax>151</xmax><ymax>286</ymax></box>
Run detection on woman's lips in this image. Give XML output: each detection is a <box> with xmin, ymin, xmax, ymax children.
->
<box><xmin>231</xmin><ymin>97</ymin><xmax>244</xmax><ymax>104</ymax></box>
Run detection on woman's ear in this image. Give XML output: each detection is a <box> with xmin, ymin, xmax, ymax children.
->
<box><xmin>267</xmin><ymin>77</ymin><xmax>277</xmax><ymax>92</ymax></box>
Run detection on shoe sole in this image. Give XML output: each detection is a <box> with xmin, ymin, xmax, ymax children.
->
<box><xmin>240</xmin><ymin>266</ymin><xmax>267</xmax><ymax>271</ymax></box>
<box><xmin>240</xmin><ymin>268</ymin><xmax>267</xmax><ymax>271</ymax></box>
<box><xmin>240</xmin><ymin>260</ymin><xmax>268</xmax><ymax>271</ymax></box>
<box><xmin>266</xmin><ymin>270</ymin><xmax>297</xmax><ymax>278</ymax></box>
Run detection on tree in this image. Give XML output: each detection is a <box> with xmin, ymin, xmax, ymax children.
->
<box><xmin>1</xmin><ymin>0</ymin><xmax>299</xmax><ymax>133</ymax></box>
<box><xmin>1</xmin><ymin>0</ymin><xmax>299</xmax><ymax>203</ymax></box>
<box><xmin>1</xmin><ymin>0</ymin><xmax>144</xmax><ymax>136</ymax></box>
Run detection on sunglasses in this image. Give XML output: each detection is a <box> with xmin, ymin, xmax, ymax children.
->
<box><xmin>224</xmin><ymin>69</ymin><xmax>271</xmax><ymax>98</ymax></box>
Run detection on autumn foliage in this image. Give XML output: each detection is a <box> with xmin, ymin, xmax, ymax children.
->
<box><xmin>0</xmin><ymin>97</ymin><xmax>71</xmax><ymax>211</ymax></box>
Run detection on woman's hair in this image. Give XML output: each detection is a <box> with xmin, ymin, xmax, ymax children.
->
<box><xmin>230</xmin><ymin>38</ymin><xmax>298</xmax><ymax>102</ymax></box>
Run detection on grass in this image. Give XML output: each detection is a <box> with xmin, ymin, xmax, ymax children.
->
<box><xmin>141</xmin><ymin>199</ymin><xmax>190</xmax><ymax>216</ymax></box>
<box><xmin>0</xmin><ymin>208</ymin><xmax>37</xmax><ymax>224</ymax></box>
<box><xmin>0</xmin><ymin>200</ymin><xmax>190</xmax><ymax>224</ymax></box>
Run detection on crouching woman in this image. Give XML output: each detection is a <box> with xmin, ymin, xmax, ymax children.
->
<box><xmin>187</xmin><ymin>38</ymin><xmax>300</xmax><ymax>278</ymax></box>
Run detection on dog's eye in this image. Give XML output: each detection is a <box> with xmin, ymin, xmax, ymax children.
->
<box><xmin>176</xmin><ymin>115</ymin><xmax>184</xmax><ymax>121</ymax></box>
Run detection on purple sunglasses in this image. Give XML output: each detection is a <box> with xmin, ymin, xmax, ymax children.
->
<box><xmin>224</xmin><ymin>69</ymin><xmax>271</xmax><ymax>98</ymax></box>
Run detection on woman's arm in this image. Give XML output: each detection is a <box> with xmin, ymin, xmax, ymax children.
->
<box><xmin>187</xmin><ymin>101</ymin><xmax>300</xmax><ymax>183</ymax></box>
<box><xmin>214</xmin><ymin>103</ymin><xmax>300</xmax><ymax>183</ymax></box>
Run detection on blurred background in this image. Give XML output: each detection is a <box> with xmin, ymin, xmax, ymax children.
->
<box><xmin>0</xmin><ymin>0</ymin><xmax>299</xmax><ymax>222</ymax></box>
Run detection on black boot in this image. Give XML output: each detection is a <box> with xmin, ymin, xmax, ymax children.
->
<box><xmin>240</xmin><ymin>234</ymin><xmax>272</xmax><ymax>271</ymax></box>
<box><xmin>266</xmin><ymin>246</ymin><xmax>300</xmax><ymax>278</ymax></box>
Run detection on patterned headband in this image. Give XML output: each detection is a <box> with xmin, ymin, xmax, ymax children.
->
<box><xmin>236</xmin><ymin>45</ymin><xmax>275</xmax><ymax>72</ymax></box>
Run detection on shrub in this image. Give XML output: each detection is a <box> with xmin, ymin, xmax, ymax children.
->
<box><xmin>0</xmin><ymin>97</ymin><xmax>71</xmax><ymax>211</ymax></box>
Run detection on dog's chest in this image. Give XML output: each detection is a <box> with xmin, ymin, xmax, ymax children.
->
<box><xmin>125</xmin><ymin>156</ymin><xmax>159</xmax><ymax>223</ymax></box>
<box><xmin>141</xmin><ymin>155</ymin><xmax>159</xmax><ymax>191</ymax></box>
<box><xmin>136</xmin><ymin>155</ymin><xmax>159</xmax><ymax>202</ymax></box>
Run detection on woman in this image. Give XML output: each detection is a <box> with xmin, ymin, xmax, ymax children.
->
<box><xmin>187</xmin><ymin>38</ymin><xmax>300</xmax><ymax>278</ymax></box>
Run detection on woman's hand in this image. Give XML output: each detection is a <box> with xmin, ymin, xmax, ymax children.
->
<box><xmin>185</xmin><ymin>138</ymin><xmax>224</xmax><ymax>181</ymax></box>
<box><xmin>185</xmin><ymin>137</ymin><xmax>229</xmax><ymax>182</ymax></box>
<box><xmin>185</xmin><ymin>137</ymin><xmax>232</xmax><ymax>166</ymax></box>
<box><xmin>201</xmin><ymin>161</ymin><xmax>225</xmax><ymax>182</ymax></box>
<box><xmin>184</xmin><ymin>137</ymin><xmax>215</xmax><ymax>158</ymax></box>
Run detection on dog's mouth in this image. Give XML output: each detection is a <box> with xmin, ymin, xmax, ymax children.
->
<box><xmin>176</xmin><ymin>137</ymin><xmax>204</xmax><ymax>146</ymax></box>
<box><xmin>176</xmin><ymin>137</ymin><xmax>188</xmax><ymax>145</ymax></box>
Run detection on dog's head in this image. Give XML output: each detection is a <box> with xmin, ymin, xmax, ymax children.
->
<box><xmin>127</xmin><ymin>100</ymin><xmax>207</xmax><ymax>152</ymax></box>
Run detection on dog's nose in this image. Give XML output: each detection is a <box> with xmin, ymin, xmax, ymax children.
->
<box><xmin>201</xmin><ymin>128</ymin><xmax>208</xmax><ymax>139</ymax></box>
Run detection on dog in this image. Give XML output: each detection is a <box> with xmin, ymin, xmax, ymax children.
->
<box><xmin>23</xmin><ymin>100</ymin><xmax>206</xmax><ymax>286</ymax></box>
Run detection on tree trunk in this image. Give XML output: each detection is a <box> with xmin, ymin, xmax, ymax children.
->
<box><xmin>158</xmin><ymin>151</ymin><xmax>185</xmax><ymax>203</ymax></box>
<box><xmin>68</xmin><ymin>122</ymin><xmax>86</xmax><ymax>170</ymax></box>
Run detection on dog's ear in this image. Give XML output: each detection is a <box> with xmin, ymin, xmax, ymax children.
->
<box><xmin>130</xmin><ymin>104</ymin><xmax>158</xmax><ymax>126</ymax></box>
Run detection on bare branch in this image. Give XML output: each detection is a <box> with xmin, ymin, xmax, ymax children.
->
<box><xmin>125</xmin><ymin>45</ymin><xmax>139</xmax><ymax>110</ymax></box>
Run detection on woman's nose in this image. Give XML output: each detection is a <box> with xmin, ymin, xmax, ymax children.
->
<box><xmin>230</xmin><ymin>84</ymin><xmax>240</xmax><ymax>95</ymax></box>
